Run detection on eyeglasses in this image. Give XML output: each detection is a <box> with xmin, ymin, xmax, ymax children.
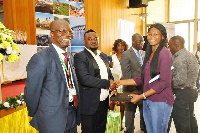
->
<box><xmin>51</xmin><ymin>30</ymin><xmax>73</xmax><ymax>35</ymax></box>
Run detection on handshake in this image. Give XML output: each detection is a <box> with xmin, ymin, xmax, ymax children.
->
<box><xmin>109</xmin><ymin>80</ymin><xmax>120</xmax><ymax>91</ymax></box>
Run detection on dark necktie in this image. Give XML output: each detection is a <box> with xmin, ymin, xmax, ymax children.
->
<box><xmin>63</xmin><ymin>53</ymin><xmax>78</xmax><ymax>109</ymax></box>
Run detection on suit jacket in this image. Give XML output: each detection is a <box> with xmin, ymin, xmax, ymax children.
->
<box><xmin>74</xmin><ymin>49</ymin><xmax>113</xmax><ymax>115</ymax></box>
<box><xmin>120</xmin><ymin>47</ymin><xmax>145</xmax><ymax>93</ymax></box>
<box><xmin>24</xmin><ymin>44</ymin><xmax>80</xmax><ymax>133</ymax></box>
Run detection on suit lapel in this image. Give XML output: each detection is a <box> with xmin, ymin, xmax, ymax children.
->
<box><xmin>129</xmin><ymin>47</ymin><xmax>141</xmax><ymax>66</ymax></box>
<box><xmin>49</xmin><ymin>44</ymin><xmax>66</xmax><ymax>84</ymax></box>
<box><xmin>84</xmin><ymin>49</ymin><xmax>101</xmax><ymax>78</ymax></box>
<box><xmin>129</xmin><ymin>47</ymin><xmax>137</xmax><ymax>59</ymax></box>
<box><xmin>99</xmin><ymin>53</ymin><xmax>110</xmax><ymax>77</ymax></box>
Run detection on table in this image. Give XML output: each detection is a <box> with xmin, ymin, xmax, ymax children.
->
<box><xmin>0</xmin><ymin>45</ymin><xmax>37</xmax><ymax>83</ymax></box>
<box><xmin>0</xmin><ymin>104</ymin><xmax>39</xmax><ymax>133</ymax></box>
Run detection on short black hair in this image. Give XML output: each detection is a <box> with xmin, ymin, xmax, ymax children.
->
<box><xmin>84</xmin><ymin>29</ymin><xmax>97</xmax><ymax>39</ymax></box>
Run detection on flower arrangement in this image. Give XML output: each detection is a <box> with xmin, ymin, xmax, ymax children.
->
<box><xmin>0</xmin><ymin>93</ymin><xmax>24</xmax><ymax>110</ymax></box>
<box><xmin>0</xmin><ymin>22</ymin><xmax>20</xmax><ymax>62</ymax></box>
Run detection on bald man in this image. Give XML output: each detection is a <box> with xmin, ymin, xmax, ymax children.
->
<box><xmin>168</xmin><ymin>36</ymin><xmax>199</xmax><ymax>133</ymax></box>
<box><xmin>24</xmin><ymin>19</ymin><xmax>80</xmax><ymax>133</ymax></box>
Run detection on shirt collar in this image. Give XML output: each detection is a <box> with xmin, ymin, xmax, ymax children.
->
<box><xmin>131</xmin><ymin>46</ymin><xmax>140</xmax><ymax>53</ymax></box>
<box><xmin>85</xmin><ymin>47</ymin><xmax>101</xmax><ymax>56</ymax></box>
<box><xmin>173</xmin><ymin>48</ymin><xmax>186</xmax><ymax>58</ymax></box>
<box><xmin>52</xmin><ymin>43</ymin><xmax>67</xmax><ymax>55</ymax></box>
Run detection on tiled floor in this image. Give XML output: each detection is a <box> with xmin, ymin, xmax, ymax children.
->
<box><xmin>77</xmin><ymin>94</ymin><xmax>200</xmax><ymax>133</ymax></box>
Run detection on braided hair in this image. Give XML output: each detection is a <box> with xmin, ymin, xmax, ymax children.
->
<box><xmin>141</xmin><ymin>23</ymin><xmax>167</xmax><ymax>80</ymax></box>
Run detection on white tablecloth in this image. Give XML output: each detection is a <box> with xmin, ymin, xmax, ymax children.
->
<box><xmin>0</xmin><ymin>45</ymin><xmax>37</xmax><ymax>83</ymax></box>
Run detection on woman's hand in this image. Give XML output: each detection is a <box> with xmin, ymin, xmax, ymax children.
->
<box><xmin>113</xmin><ymin>80</ymin><xmax>121</xmax><ymax>88</ymax></box>
<box><xmin>113</xmin><ymin>79</ymin><xmax>136</xmax><ymax>86</ymax></box>
<box><xmin>128</xmin><ymin>94</ymin><xmax>143</xmax><ymax>104</ymax></box>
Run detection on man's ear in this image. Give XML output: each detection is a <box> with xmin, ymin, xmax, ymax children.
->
<box><xmin>50</xmin><ymin>31</ymin><xmax>54</xmax><ymax>38</ymax></box>
<box><xmin>83</xmin><ymin>40</ymin><xmax>85</xmax><ymax>44</ymax></box>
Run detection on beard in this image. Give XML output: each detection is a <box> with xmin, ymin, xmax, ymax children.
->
<box><xmin>90</xmin><ymin>47</ymin><xmax>98</xmax><ymax>51</ymax></box>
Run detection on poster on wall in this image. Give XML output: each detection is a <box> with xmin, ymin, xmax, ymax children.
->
<box><xmin>70</xmin><ymin>46</ymin><xmax>85</xmax><ymax>56</ymax></box>
<box><xmin>53</xmin><ymin>14</ymin><xmax>70</xmax><ymax>23</ymax></box>
<box><xmin>53</xmin><ymin>0</ymin><xmax>70</xmax><ymax>16</ymax></box>
<box><xmin>70</xmin><ymin>17</ymin><xmax>85</xmax><ymax>46</ymax></box>
<box><xmin>35</xmin><ymin>0</ymin><xmax>85</xmax><ymax>54</ymax></box>
<box><xmin>66</xmin><ymin>1</ymin><xmax>85</xmax><ymax>17</ymax></box>
<box><xmin>35</xmin><ymin>0</ymin><xmax>53</xmax><ymax>14</ymax></box>
<box><xmin>36</xmin><ymin>30</ymin><xmax>51</xmax><ymax>46</ymax></box>
<box><xmin>35</xmin><ymin>12</ymin><xmax>54</xmax><ymax>30</ymax></box>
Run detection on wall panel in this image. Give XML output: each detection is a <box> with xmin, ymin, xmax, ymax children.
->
<box><xmin>3</xmin><ymin>0</ymin><xmax>143</xmax><ymax>49</ymax></box>
<box><xmin>3</xmin><ymin>0</ymin><xmax>36</xmax><ymax>45</ymax></box>
<box><xmin>85</xmin><ymin>0</ymin><xmax>143</xmax><ymax>55</ymax></box>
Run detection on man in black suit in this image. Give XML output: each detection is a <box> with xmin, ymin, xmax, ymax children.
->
<box><xmin>74</xmin><ymin>29</ymin><xmax>115</xmax><ymax>133</ymax></box>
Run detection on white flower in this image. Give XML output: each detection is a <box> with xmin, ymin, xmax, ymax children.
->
<box><xmin>0</xmin><ymin>22</ymin><xmax>20</xmax><ymax>62</ymax></box>
<box><xmin>1</xmin><ymin>33</ymin><xmax>8</xmax><ymax>38</ymax></box>
<box><xmin>17</xmin><ymin>100</ymin><xmax>22</xmax><ymax>105</ymax></box>
<box><xmin>20</xmin><ymin>93</ymin><xmax>24</xmax><ymax>95</ymax></box>
<box><xmin>6</xmin><ymin>47</ymin><xmax>12</xmax><ymax>54</ymax></box>
<box><xmin>12</xmin><ymin>49</ymin><xmax>17</xmax><ymax>54</ymax></box>
<box><xmin>3</xmin><ymin>102</ymin><xmax>10</xmax><ymax>108</ymax></box>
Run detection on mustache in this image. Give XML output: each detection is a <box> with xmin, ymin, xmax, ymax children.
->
<box><xmin>90</xmin><ymin>42</ymin><xmax>97</xmax><ymax>45</ymax></box>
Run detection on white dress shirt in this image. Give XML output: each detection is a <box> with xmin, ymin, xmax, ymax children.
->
<box><xmin>86</xmin><ymin>48</ymin><xmax>109</xmax><ymax>101</ymax></box>
<box><xmin>52</xmin><ymin>44</ymin><xmax>76</xmax><ymax>102</ymax></box>
<box><xmin>132</xmin><ymin>46</ymin><xmax>143</xmax><ymax>62</ymax></box>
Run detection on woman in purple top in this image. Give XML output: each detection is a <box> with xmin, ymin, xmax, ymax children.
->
<box><xmin>115</xmin><ymin>23</ymin><xmax>174</xmax><ymax>133</ymax></box>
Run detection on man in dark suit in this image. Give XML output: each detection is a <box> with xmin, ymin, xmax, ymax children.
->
<box><xmin>74</xmin><ymin>29</ymin><xmax>115</xmax><ymax>133</ymax></box>
<box><xmin>120</xmin><ymin>33</ymin><xmax>146</xmax><ymax>133</ymax></box>
<box><xmin>24</xmin><ymin>19</ymin><xmax>80</xmax><ymax>133</ymax></box>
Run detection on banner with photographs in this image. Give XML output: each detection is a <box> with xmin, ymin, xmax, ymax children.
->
<box><xmin>35</xmin><ymin>0</ymin><xmax>85</xmax><ymax>55</ymax></box>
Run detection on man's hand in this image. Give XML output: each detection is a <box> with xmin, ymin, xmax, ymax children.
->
<box><xmin>109</xmin><ymin>80</ymin><xmax>117</xmax><ymax>91</ymax></box>
<box><xmin>111</xmin><ymin>90</ymin><xmax>118</xmax><ymax>96</ymax></box>
<box><xmin>114</xmin><ymin>80</ymin><xmax>121</xmax><ymax>88</ymax></box>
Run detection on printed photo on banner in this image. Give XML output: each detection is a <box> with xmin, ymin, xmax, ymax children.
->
<box><xmin>35</xmin><ymin>0</ymin><xmax>53</xmax><ymax>14</ymax></box>
<box><xmin>53</xmin><ymin>14</ymin><xmax>70</xmax><ymax>23</ymax></box>
<box><xmin>66</xmin><ymin>1</ymin><xmax>84</xmax><ymax>17</ymax></box>
<box><xmin>53</xmin><ymin>0</ymin><xmax>70</xmax><ymax>16</ymax></box>
<box><xmin>70</xmin><ymin>17</ymin><xmax>85</xmax><ymax>46</ymax></box>
<box><xmin>68</xmin><ymin>0</ymin><xmax>84</xmax><ymax>2</ymax></box>
<box><xmin>35</xmin><ymin>0</ymin><xmax>85</xmax><ymax>52</ymax></box>
<box><xmin>70</xmin><ymin>46</ymin><xmax>85</xmax><ymax>56</ymax></box>
<box><xmin>36</xmin><ymin>30</ymin><xmax>51</xmax><ymax>46</ymax></box>
<box><xmin>36</xmin><ymin>12</ymin><xmax>54</xmax><ymax>30</ymax></box>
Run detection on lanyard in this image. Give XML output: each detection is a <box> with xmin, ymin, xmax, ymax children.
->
<box><xmin>59</xmin><ymin>55</ymin><xmax>72</xmax><ymax>85</ymax></box>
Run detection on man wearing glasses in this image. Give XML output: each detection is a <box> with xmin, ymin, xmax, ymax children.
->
<box><xmin>24</xmin><ymin>19</ymin><xmax>80</xmax><ymax>133</ymax></box>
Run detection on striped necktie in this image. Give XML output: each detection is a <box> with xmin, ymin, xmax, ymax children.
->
<box><xmin>137</xmin><ymin>51</ymin><xmax>143</xmax><ymax>66</ymax></box>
